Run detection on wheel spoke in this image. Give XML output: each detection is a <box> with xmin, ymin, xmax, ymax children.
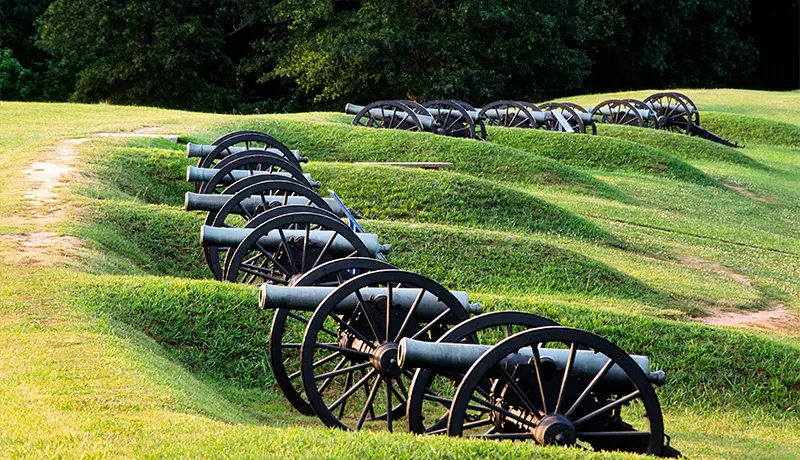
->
<box><xmin>385</xmin><ymin>283</ymin><xmax>393</xmax><ymax>344</ymax></box>
<box><xmin>312</xmin><ymin>231</ymin><xmax>338</xmax><ymax>268</ymax></box>
<box><xmin>356</xmin><ymin>375</ymin><xmax>382</xmax><ymax>430</ymax></box>
<box><xmin>529</xmin><ymin>345</ymin><xmax>549</xmax><ymax>415</ymax></box>
<box><xmin>469</xmin><ymin>395</ymin><xmax>537</xmax><ymax>430</ymax></box>
<box><xmin>314</xmin><ymin>342</ymin><xmax>371</xmax><ymax>358</ymax></box>
<box><xmin>572</xmin><ymin>390</ymin><xmax>641</xmax><ymax>426</ymax></box>
<box><xmin>329</xmin><ymin>312</ymin><xmax>376</xmax><ymax>349</ymax></box>
<box><xmin>354</xmin><ymin>290</ymin><xmax>382</xmax><ymax>343</ymax></box>
<box><xmin>554</xmin><ymin>343</ymin><xmax>577</xmax><ymax>414</ymax></box>
<box><xmin>394</xmin><ymin>288</ymin><xmax>425</xmax><ymax>341</ymax></box>
<box><xmin>314</xmin><ymin>361</ymin><xmax>372</xmax><ymax>382</ymax></box>
<box><xmin>494</xmin><ymin>363</ymin><xmax>541</xmax><ymax>417</ymax></box>
<box><xmin>564</xmin><ymin>358</ymin><xmax>614</xmax><ymax>418</ymax></box>
<box><xmin>410</xmin><ymin>308</ymin><xmax>450</xmax><ymax>340</ymax></box>
<box><xmin>328</xmin><ymin>369</ymin><xmax>377</xmax><ymax>413</ymax></box>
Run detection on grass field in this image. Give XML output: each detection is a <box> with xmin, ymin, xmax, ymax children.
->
<box><xmin>0</xmin><ymin>89</ymin><xmax>798</xmax><ymax>458</ymax></box>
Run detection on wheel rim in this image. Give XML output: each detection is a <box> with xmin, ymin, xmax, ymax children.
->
<box><xmin>407</xmin><ymin>311</ymin><xmax>560</xmax><ymax>434</ymax></box>
<box><xmin>300</xmin><ymin>269</ymin><xmax>471</xmax><ymax>431</ymax></box>
<box><xmin>423</xmin><ymin>100</ymin><xmax>477</xmax><ymax>139</ymax></box>
<box><xmin>198</xmin><ymin>152</ymin><xmax>309</xmax><ymax>194</ymax></box>
<box><xmin>479</xmin><ymin>101</ymin><xmax>537</xmax><ymax>129</ymax></box>
<box><xmin>447</xmin><ymin>326</ymin><xmax>665</xmax><ymax>456</ymax></box>
<box><xmin>223</xmin><ymin>211</ymin><xmax>371</xmax><ymax>284</ymax></box>
<box><xmin>203</xmin><ymin>178</ymin><xmax>330</xmax><ymax>280</ymax></box>
<box><xmin>198</xmin><ymin>132</ymin><xmax>300</xmax><ymax>170</ymax></box>
<box><xmin>270</xmin><ymin>258</ymin><xmax>396</xmax><ymax>416</ymax></box>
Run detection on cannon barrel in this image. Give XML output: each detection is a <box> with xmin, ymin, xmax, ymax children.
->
<box><xmin>200</xmin><ymin>225</ymin><xmax>390</xmax><ymax>258</ymax></box>
<box><xmin>425</xmin><ymin>107</ymin><xmax>482</xmax><ymax>122</ymax></box>
<box><xmin>259</xmin><ymin>284</ymin><xmax>482</xmax><ymax>321</ymax></box>
<box><xmin>481</xmin><ymin>108</ymin><xmax>551</xmax><ymax>125</ymax></box>
<box><xmin>398</xmin><ymin>338</ymin><xmax>666</xmax><ymax>390</ymax></box>
<box><xmin>345</xmin><ymin>103</ymin><xmax>438</xmax><ymax>131</ymax></box>
<box><xmin>184</xmin><ymin>192</ymin><xmax>345</xmax><ymax>217</ymax></box>
<box><xmin>185</xmin><ymin>166</ymin><xmax>319</xmax><ymax>187</ymax></box>
<box><xmin>648</xmin><ymin>102</ymin><xmax>697</xmax><ymax>114</ymax></box>
<box><xmin>186</xmin><ymin>143</ymin><xmax>307</xmax><ymax>163</ymax></box>
<box><xmin>587</xmin><ymin>106</ymin><xmax>654</xmax><ymax>120</ymax></box>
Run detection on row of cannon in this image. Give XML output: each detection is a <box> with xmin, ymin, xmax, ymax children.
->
<box><xmin>345</xmin><ymin>92</ymin><xmax>739</xmax><ymax>147</ymax></box>
<box><xmin>179</xmin><ymin>130</ymin><xmax>680</xmax><ymax>456</ymax></box>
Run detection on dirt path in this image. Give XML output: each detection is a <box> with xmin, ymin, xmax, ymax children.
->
<box><xmin>1</xmin><ymin>131</ymin><xmax>178</xmax><ymax>266</ymax></box>
<box><xmin>700</xmin><ymin>304</ymin><xmax>799</xmax><ymax>332</ymax></box>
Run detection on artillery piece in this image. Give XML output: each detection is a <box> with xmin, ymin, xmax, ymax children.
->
<box><xmin>346</xmin><ymin>100</ymin><xmax>486</xmax><ymax>140</ymax></box>
<box><xmin>171</xmin><ymin>130</ymin><xmax>682</xmax><ymax>456</ymax></box>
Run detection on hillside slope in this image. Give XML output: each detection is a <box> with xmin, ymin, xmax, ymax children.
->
<box><xmin>0</xmin><ymin>90</ymin><xmax>799</xmax><ymax>458</ymax></box>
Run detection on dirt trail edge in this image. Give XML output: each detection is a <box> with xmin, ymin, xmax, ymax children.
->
<box><xmin>0</xmin><ymin>131</ymin><xmax>178</xmax><ymax>266</ymax></box>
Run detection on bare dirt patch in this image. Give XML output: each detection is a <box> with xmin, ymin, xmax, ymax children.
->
<box><xmin>0</xmin><ymin>233</ymin><xmax>83</xmax><ymax>267</ymax></box>
<box><xmin>5</xmin><ymin>130</ymin><xmax>177</xmax><ymax>266</ymax></box>
<box><xmin>700</xmin><ymin>304</ymin><xmax>799</xmax><ymax>333</ymax></box>
<box><xmin>674</xmin><ymin>255</ymin><xmax>752</xmax><ymax>286</ymax></box>
<box><xmin>725</xmin><ymin>183</ymin><xmax>779</xmax><ymax>204</ymax></box>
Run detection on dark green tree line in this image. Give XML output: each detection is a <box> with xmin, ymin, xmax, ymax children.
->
<box><xmin>0</xmin><ymin>0</ymin><xmax>796</xmax><ymax>111</ymax></box>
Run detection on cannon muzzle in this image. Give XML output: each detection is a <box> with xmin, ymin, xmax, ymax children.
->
<box><xmin>398</xmin><ymin>338</ymin><xmax>665</xmax><ymax>391</ymax></box>
<box><xmin>185</xmin><ymin>166</ymin><xmax>319</xmax><ymax>188</ymax></box>
<box><xmin>184</xmin><ymin>192</ymin><xmax>345</xmax><ymax>217</ymax></box>
<box><xmin>259</xmin><ymin>284</ymin><xmax>482</xmax><ymax>321</ymax></box>
<box><xmin>186</xmin><ymin>143</ymin><xmax>308</xmax><ymax>163</ymax></box>
<box><xmin>200</xmin><ymin>225</ymin><xmax>390</xmax><ymax>258</ymax></box>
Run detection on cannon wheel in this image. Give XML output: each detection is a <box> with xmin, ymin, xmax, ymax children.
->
<box><xmin>212</xmin><ymin>130</ymin><xmax>269</xmax><ymax>145</ymax></box>
<box><xmin>223</xmin><ymin>211</ymin><xmax>371</xmax><ymax>284</ymax></box>
<box><xmin>406</xmin><ymin>311</ymin><xmax>560</xmax><ymax>434</ymax></box>
<box><xmin>422</xmin><ymin>100</ymin><xmax>478</xmax><ymax>139</ymax></box>
<box><xmin>352</xmin><ymin>101</ymin><xmax>425</xmax><ymax>132</ymax></box>
<box><xmin>642</xmin><ymin>93</ymin><xmax>693</xmax><ymax>135</ymax></box>
<box><xmin>590</xmin><ymin>99</ymin><xmax>645</xmax><ymax>128</ymax></box>
<box><xmin>559</xmin><ymin>102</ymin><xmax>596</xmax><ymax>135</ymax></box>
<box><xmin>666</xmin><ymin>92</ymin><xmax>699</xmax><ymax>126</ymax></box>
<box><xmin>270</xmin><ymin>257</ymin><xmax>396</xmax><ymax>415</ymax></box>
<box><xmin>198</xmin><ymin>152</ymin><xmax>310</xmax><ymax>194</ymax></box>
<box><xmin>198</xmin><ymin>132</ymin><xmax>302</xmax><ymax>170</ymax></box>
<box><xmin>447</xmin><ymin>326</ymin><xmax>666</xmax><ymax>456</ymax></box>
<box><xmin>479</xmin><ymin>100</ymin><xmax>537</xmax><ymax>129</ymax></box>
<box><xmin>203</xmin><ymin>178</ymin><xmax>331</xmax><ymax>280</ymax></box>
<box><xmin>624</xmin><ymin>99</ymin><xmax>660</xmax><ymax>129</ymax></box>
<box><xmin>301</xmin><ymin>269</ymin><xmax>471</xmax><ymax>431</ymax></box>
<box><xmin>539</xmin><ymin>102</ymin><xmax>586</xmax><ymax>133</ymax></box>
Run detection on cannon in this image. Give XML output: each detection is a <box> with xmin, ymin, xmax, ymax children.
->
<box><xmin>644</xmin><ymin>92</ymin><xmax>740</xmax><ymax>147</ymax></box>
<box><xmin>187</xmin><ymin>166</ymin><xmax>318</xmax><ymax>190</ymax></box>
<box><xmin>187</xmin><ymin>151</ymin><xmax>315</xmax><ymax>194</ymax></box>
<box><xmin>283</xmin><ymin>269</ymin><xmax>482</xmax><ymax>431</ymax></box>
<box><xmin>191</xmin><ymin>131</ymin><xmax>308</xmax><ymax>170</ymax></box>
<box><xmin>399</xmin><ymin>312</ymin><xmax>680</xmax><ymax>457</ymax></box>
<box><xmin>186</xmin><ymin>177</ymin><xmax>340</xmax><ymax>279</ymax></box>
<box><xmin>347</xmin><ymin>100</ymin><xmax>487</xmax><ymax>139</ymax></box>
<box><xmin>201</xmin><ymin>206</ymin><xmax>390</xmax><ymax>283</ymax></box>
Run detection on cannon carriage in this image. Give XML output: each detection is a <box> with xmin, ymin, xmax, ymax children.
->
<box><xmin>171</xmin><ymin>130</ymin><xmax>682</xmax><ymax>456</ymax></box>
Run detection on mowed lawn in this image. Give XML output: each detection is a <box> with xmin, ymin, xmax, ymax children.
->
<box><xmin>0</xmin><ymin>89</ymin><xmax>798</xmax><ymax>458</ymax></box>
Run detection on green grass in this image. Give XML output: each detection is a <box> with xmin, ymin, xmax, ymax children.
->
<box><xmin>595</xmin><ymin>124</ymin><xmax>765</xmax><ymax>168</ymax></box>
<box><xmin>489</xmin><ymin>126</ymin><xmax>722</xmax><ymax>186</ymax></box>
<box><xmin>2</xmin><ymin>90</ymin><xmax>800</xmax><ymax>458</ymax></box>
<box><xmin>186</xmin><ymin>118</ymin><xmax>627</xmax><ymax>201</ymax></box>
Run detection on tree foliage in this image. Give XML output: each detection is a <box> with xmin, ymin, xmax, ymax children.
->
<box><xmin>0</xmin><ymin>0</ymin><xmax>794</xmax><ymax>111</ymax></box>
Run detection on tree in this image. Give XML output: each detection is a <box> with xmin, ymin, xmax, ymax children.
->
<box><xmin>259</xmin><ymin>0</ymin><xmax>592</xmax><ymax>107</ymax></box>
<box><xmin>37</xmin><ymin>0</ymin><xmax>275</xmax><ymax>110</ymax></box>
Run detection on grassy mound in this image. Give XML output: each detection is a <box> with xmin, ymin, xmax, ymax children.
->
<box><xmin>368</xmin><ymin>221</ymin><xmax>661</xmax><ymax>301</ymax></box>
<box><xmin>74</xmin><ymin>201</ymin><xmax>207</xmax><ymax>279</ymax></box>
<box><xmin>309</xmin><ymin>163</ymin><xmax>614</xmax><ymax>242</ymax></box>
<box><xmin>79</xmin><ymin>140</ymin><xmax>192</xmax><ymax>207</ymax></box>
<box><xmin>488</xmin><ymin>127</ymin><xmax>722</xmax><ymax>186</ymax></box>
<box><xmin>596</xmin><ymin>124</ymin><xmax>765</xmax><ymax>168</ymax></box>
<box><xmin>71</xmin><ymin>275</ymin><xmax>799</xmax><ymax>414</ymax></box>
<box><xmin>495</xmin><ymin>296</ymin><xmax>800</xmax><ymax>412</ymax></box>
<box><xmin>190</xmin><ymin>119</ymin><xmax>625</xmax><ymax>200</ymax></box>
<box><xmin>702</xmin><ymin>112</ymin><xmax>800</xmax><ymax>147</ymax></box>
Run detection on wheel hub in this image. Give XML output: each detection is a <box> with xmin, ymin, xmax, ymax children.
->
<box><xmin>371</xmin><ymin>342</ymin><xmax>401</xmax><ymax>376</ymax></box>
<box><xmin>534</xmin><ymin>414</ymin><xmax>576</xmax><ymax>446</ymax></box>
